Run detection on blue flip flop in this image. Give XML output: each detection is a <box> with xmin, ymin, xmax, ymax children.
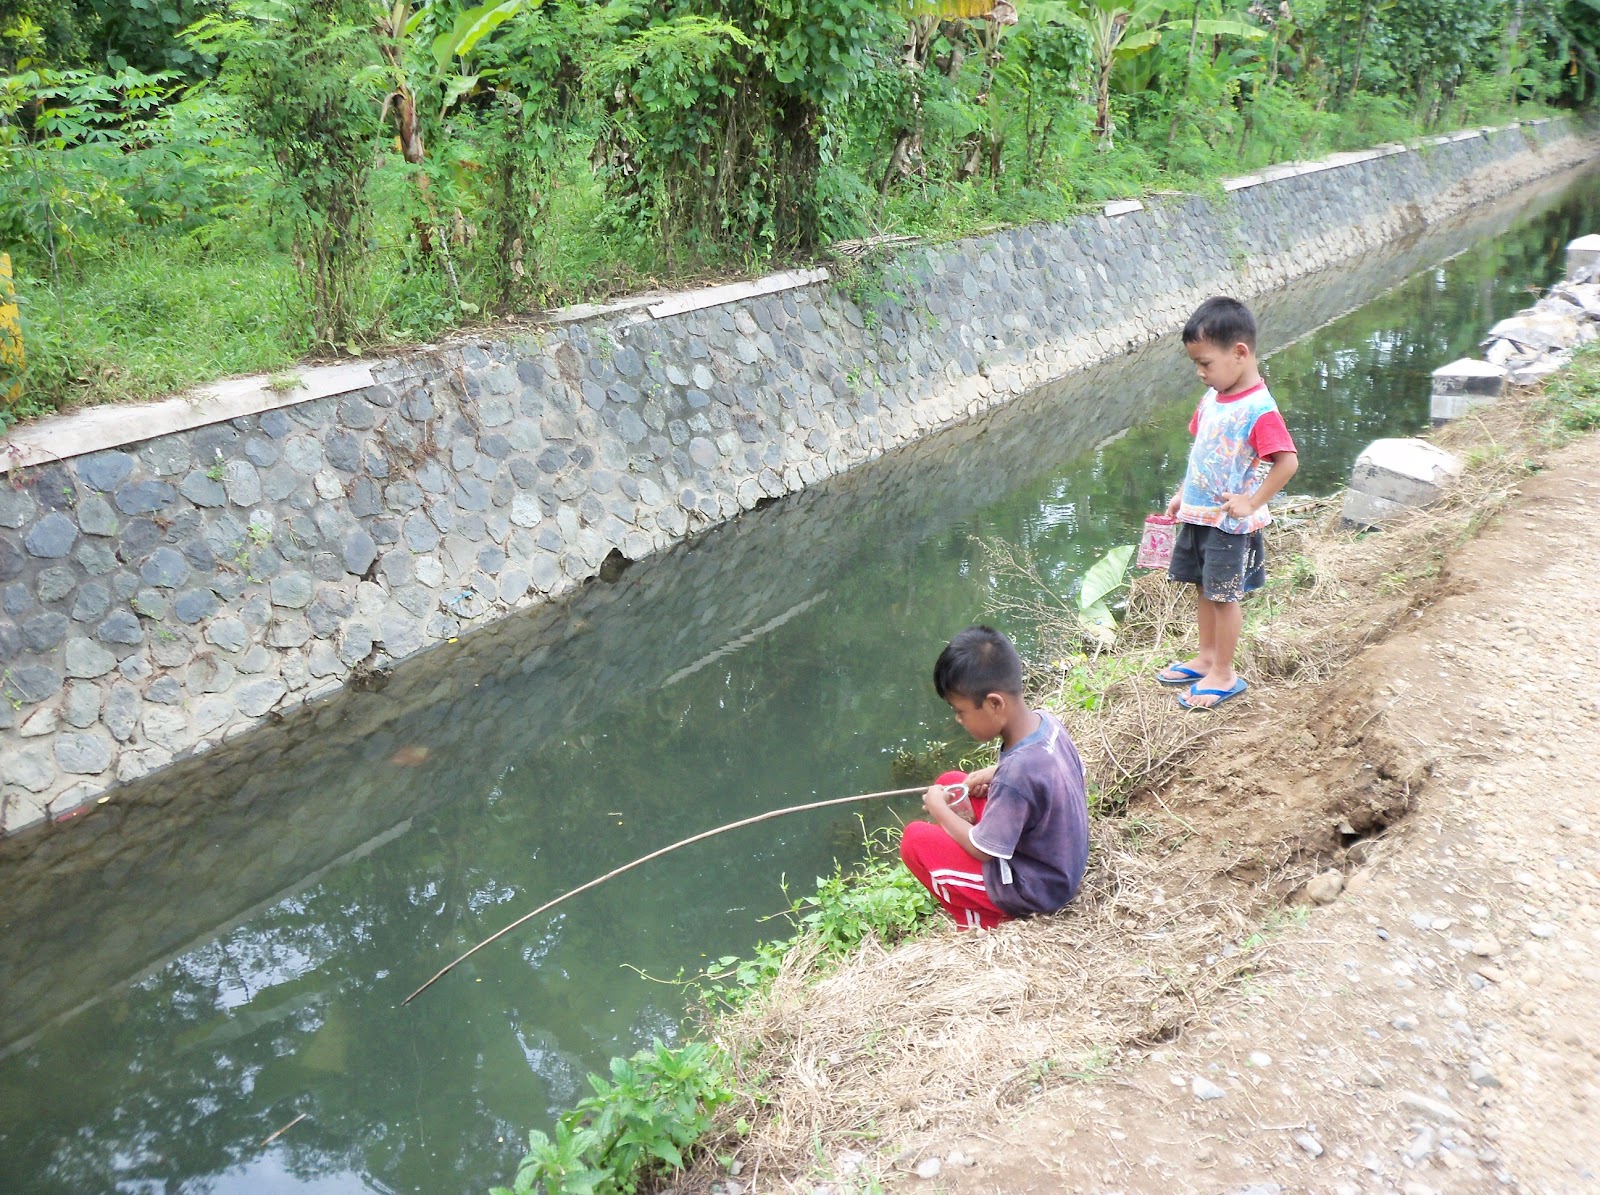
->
<box><xmin>1178</xmin><ymin>677</ymin><xmax>1248</xmax><ymax>711</ymax></box>
<box><xmin>1156</xmin><ymin>663</ymin><xmax>1205</xmax><ymax>687</ymax></box>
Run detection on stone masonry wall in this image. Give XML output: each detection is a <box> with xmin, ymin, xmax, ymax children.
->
<box><xmin>0</xmin><ymin>118</ymin><xmax>1594</xmax><ymax>835</ymax></box>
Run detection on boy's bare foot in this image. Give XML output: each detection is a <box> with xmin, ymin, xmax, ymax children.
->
<box><xmin>1156</xmin><ymin>659</ymin><xmax>1209</xmax><ymax>687</ymax></box>
<box><xmin>1177</xmin><ymin>674</ymin><xmax>1248</xmax><ymax>710</ymax></box>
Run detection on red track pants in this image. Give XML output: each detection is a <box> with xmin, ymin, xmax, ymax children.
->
<box><xmin>899</xmin><ymin>771</ymin><xmax>1013</xmax><ymax>930</ymax></box>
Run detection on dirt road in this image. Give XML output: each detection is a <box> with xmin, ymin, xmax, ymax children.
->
<box><xmin>910</xmin><ymin>432</ymin><xmax>1600</xmax><ymax>1194</ymax></box>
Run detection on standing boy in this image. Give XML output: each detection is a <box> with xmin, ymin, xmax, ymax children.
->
<box><xmin>900</xmin><ymin>625</ymin><xmax>1090</xmax><ymax>929</ymax></box>
<box><xmin>1156</xmin><ymin>296</ymin><xmax>1299</xmax><ymax>711</ymax></box>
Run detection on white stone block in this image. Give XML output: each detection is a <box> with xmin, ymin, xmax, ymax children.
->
<box><xmin>1430</xmin><ymin>357</ymin><xmax>1505</xmax><ymax>424</ymax></box>
<box><xmin>1343</xmin><ymin>438</ymin><xmax>1463</xmax><ymax>528</ymax></box>
<box><xmin>1567</xmin><ymin>234</ymin><xmax>1600</xmax><ymax>281</ymax></box>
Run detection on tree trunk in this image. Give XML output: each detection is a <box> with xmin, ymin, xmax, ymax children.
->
<box><xmin>1347</xmin><ymin>0</ymin><xmax>1372</xmax><ymax>97</ymax></box>
<box><xmin>1167</xmin><ymin>3</ymin><xmax>1203</xmax><ymax>147</ymax></box>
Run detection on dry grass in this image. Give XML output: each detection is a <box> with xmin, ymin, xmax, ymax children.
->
<box><xmin>685</xmin><ymin>392</ymin><xmax>1558</xmax><ymax>1194</ymax></box>
<box><xmin>702</xmin><ymin>821</ymin><xmax>1283</xmax><ymax>1193</ymax></box>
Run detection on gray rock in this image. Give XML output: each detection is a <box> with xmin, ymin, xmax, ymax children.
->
<box><xmin>344</xmin><ymin>529</ymin><xmax>377</xmax><ymax>576</ymax></box>
<box><xmin>325</xmin><ymin>430</ymin><xmax>362</xmax><ymax>472</ymax></box>
<box><xmin>141</xmin><ymin>706</ymin><xmax>189</xmax><ymax>750</ymax></box>
<box><xmin>103</xmin><ymin>683</ymin><xmax>140</xmax><ymax>741</ymax></box>
<box><xmin>64</xmin><ymin>637</ymin><xmax>117</xmax><ymax>679</ymax></box>
<box><xmin>113</xmin><ymin>479</ymin><xmax>177</xmax><ymax>515</ymax></box>
<box><xmin>140</xmin><ymin>546</ymin><xmax>191</xmax><ymax>589</ymax></box>
<box><xmin>266</xmin><ymin>614</ymin><xmax>311</xmax><ymax>648</ymax></box>
<box><xmin>179</xmin><ymin>470</ymin><xmax>227</xmax><ymax>507</ymax></box>
<box><xmin>236</xmin><ymin>678</ymin><xmax>287</xmax><ymax>717</ymax></box>
<box><xmin>237</xmin><ymin>644</ymin><xmax>272</xmax><ymax>674</ymax></box>
<box><xmin>306</xmin><ymin>589</ymin><xmax>354</xmax><ymax>636</ymax></box>
<box><xmin>77</xmin><ymin>492</ymin><xmax>120</xmax><ymax>536</ymax></box>
<box><xmin>260</xmin><ymin>410</ymin><xmax>293</xmax><ymax>438</ymax></box>
<box><xmin>173</xmin><ymin>588</ymin><xmax>220</xmax><ymax>624</ymax></box>
<box><xmin>1</xmin><ymin>581</ymin><xmax>28</xmax><ymax>616</ymax></box>
<box><xmin>205</xmin><ymin>616</ymin><xmax>250</xmax><ymax>653</ymax></box>
<box><xmin>97</xmin><ymin>610</ymin><xmax>144</xmax><ymax>646</ymax></box>
<box><xmin>404</xmin><ymin>514</ymin><xmax>440</xmax><ymax>553</ymax></box>
<box><xmin>132</xmin><ymin>588</ymin><xmax>169</xmax><ymax>620</ymax></box>
<box><xmin>55</xmin><ymin>731</ymin><xmax>113</xmax><ymax>774</ymax></box>
<box><xmin>5</xmin><ymin>664</ymin><xmax>62</xmax><ymax>704</ymax></box>
<box><xmin>0</xmin><ymin>534</ymin><xmax>22</xmax><ymax>581</ymax></box>
<box><xmin>243</xmin><ymin>435</ymin><xmax>279</xmax><ymax>467</ymax></box>
<box><xmin>21</xmin><ymin>612</ymin><xmax>70</xmax><ymax>652</ymax></box>
<box><xmin>1399</xmin><ymin>1091</ymin><xmax>1464</xmax><ymax>1125</ymax></box>
<box><xmin>64</xmin><ymin>577</ymin><xmax>110</xmax><ymax>620</ymax></box>
<box><xmin>0</xmin><ymin>487</ymin><xmax>35</xmax><ymax>528</ymax></box>
<box><xmin>2</xmin><ymin>748</ymin><xmax>53</xmax><ymax>791</ymax></box>
<box><xmin>1468</xmin><ymin>1062</ymin><xmax>1502</xmax><ymax>1088</ymax></box>
<box><xmin>74</xmin><ymin>540</ymin><xmax>117</xmax><ymax>576</ymax></box>
<box><xmin>1191</xmin><ymin>1076</ymin><xmax>1226</xmax><ymax>1101</ymax></box>
<box><xmin>77</xmin><ymin>451</ymin><xmax>134</xmax><ymax>492</ymax></box>
<box><xmin>24</xmin><ymin>511</ymin><xmax>78</xmax><ymax>558</ymax></box>
<box><xmin>63</xmin><ymin>681</ymin><xmax>103</xmax><ymax>729</ymax></box>
<box><xmin>188</xmin><ymin>653</ymin><xmax>236</xmax><ymax>694</ymax></box>
<box><xmin>146</xmin><ymin>676</ymin><xmax>183</xmax><ymax>704</ymax></box>
<box><xmin>338</xmin><ymin>624</ymin><xmax>375</xmax><ymax>666</ymax></box>
<box><xmin>223</xmin><ymin>459</ymin><xmax>262</xmax><ymax>507</ymax></box>
<box><xmin>270</xmin><ymin>572</ymin><xmax>314</xmax><ymax>609</ymax></box>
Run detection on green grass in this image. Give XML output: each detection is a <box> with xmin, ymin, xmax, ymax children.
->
<box><xmin>1</xmin><ymin>98</ymin><xmax>1567</xmax><ymax>426</ymax></box>
<box><xmin>11</xmin><ymin>229</ymin><xmax>300</xmax><ymax>416</ymax></box>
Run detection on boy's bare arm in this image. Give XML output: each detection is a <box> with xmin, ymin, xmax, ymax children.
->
<box><xmin>923</xmin><ymin>785</ymin><xmax>995</xmax><ymax>863</ymax></box>
<box><xmin>1221</xmin><ymin>450</ymin><xmax>1298</xmax><ymax>519</ymax></box>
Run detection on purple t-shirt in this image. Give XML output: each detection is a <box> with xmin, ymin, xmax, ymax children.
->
<box><xmin>969</xmin><ymin>710</ymin><xmax>1090</xmax><ymax>917</ymax></box>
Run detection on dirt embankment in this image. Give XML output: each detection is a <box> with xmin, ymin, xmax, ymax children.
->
<box><xmin>702</xmin><ymin>395</ymin><xmax>1600</xmax><ymax>1194</ymax></box>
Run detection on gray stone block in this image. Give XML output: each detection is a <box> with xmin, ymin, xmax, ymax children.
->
<box><xmin>97</xmin><ymin>610</ymin><xmax>144</xmax><ymax>646</ymax></box>
<box><xmin>56</xmin><ymin>731</ymin><xmax>113</xmax><ymax>774</ymax></box>
<box><xmin>24</xmin><ymin>512</ymin><xmax>78</xmax><ymax>558</ymax></box>
<box><xmin>140</xmin><ymin>547</ymin><xmax>191</xmax><ymax>589</ymax></box>
<box><xmin>1568</xmin><ymin>233</ymin><xmax>1600</xmax><ymax>280</ymax></box>
<box><xmin>114</xmin><ymin>479</ymin><xmax>177</xmax><ymax>515</ymax></box>
<box><xmin>1343</xmin><ymin>438</ymin><xmax>1463</xmax><ymax>528</ymax></box>
<box><xmin>64</xmin><ymin>637</ymin><xmax>117</xmax><ymax>679</ymax></box>
<box><xmin>77</xmin><ymin>492</ymin><xmax>120</xmax><ymax>536</ymax></box>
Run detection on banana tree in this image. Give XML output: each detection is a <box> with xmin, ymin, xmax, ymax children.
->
<box><xmin>1065</xmin><ymin>0</ymin><xmax>1263</xmax><ymax>148</ymax></box>
<box><xmin>880</xmin><ymin>0</ymin><xmax>1000</xmax><ymax>193</ymax></box>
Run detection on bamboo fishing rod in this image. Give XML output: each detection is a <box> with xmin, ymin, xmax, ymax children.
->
<box><xmin>401</xmin><ymin>784</ymin><xmax>930</xmax><ymax>1005</ymax></box>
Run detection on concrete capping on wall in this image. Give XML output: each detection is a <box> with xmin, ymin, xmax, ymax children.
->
<box><xmin>0</xmin><ymin>116</ymin><xmax>1594</xmax><ymax>837</ymax></box>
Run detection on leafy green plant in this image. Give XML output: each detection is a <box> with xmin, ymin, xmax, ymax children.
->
<box><xmin>1076</xmin><ymin>542</ymin><xmax>1135</xmax><ymax>641</ymax></box>
<box><xmin>187</xmin><ymin>0</ymin><xmax>384</xmax><ymax>347</ymax></box>
<box><xmin>491</xmin><ymin>1040</ymin><xmax>735</xmax><ymax>1195</ymax></box>
<box><xmin>702</xmin><ymin>826</ymin><xmax>939</xmax><ymax>1010</ymax></box>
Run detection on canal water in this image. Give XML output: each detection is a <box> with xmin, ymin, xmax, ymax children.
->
<box><xmin>2</xmin><ymin>164</ymin><xmax>1597</xmax><ymax>1194</ymax></box>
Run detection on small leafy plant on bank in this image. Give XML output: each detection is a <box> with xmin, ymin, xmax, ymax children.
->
<box><xmin>494</xmin><ymin>827</ymin><xmax>939</xmax><ymax>1194</ymax></box>
<box><xmin>493</xmin><ymin>1040</ymin><xmax>735</xmax><ymax>1195</ymax></box>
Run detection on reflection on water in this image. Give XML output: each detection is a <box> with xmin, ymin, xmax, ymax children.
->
<box><xmin>1</xmin><ymin>164</ymin><xmax>1597</xmax><ymax>1194</ymax></box>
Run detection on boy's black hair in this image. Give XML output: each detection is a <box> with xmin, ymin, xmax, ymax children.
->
<box><xmin>1182</xmin><ymin>296</ymin><xmax>1257</xmax><ymax>352</ymax></box>
<box><xmin>934</xmin><ymin>625</ymin><xmax>1024</xmax><ymax>704</ymax></box>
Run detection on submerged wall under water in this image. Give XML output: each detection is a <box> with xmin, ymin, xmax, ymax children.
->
<box><xmin>0</xmin><ymin>117</ymin><xmax>1594</xmax><ymax>839</ymax></box>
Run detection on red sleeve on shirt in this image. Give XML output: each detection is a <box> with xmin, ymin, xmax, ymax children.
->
<box><xmin>1249</xmin><ymin>409</ymin><xmax>1296</xmax><ymax>459</ymax></box>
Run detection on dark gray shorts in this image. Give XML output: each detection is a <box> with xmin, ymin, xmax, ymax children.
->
<box><xmin>1168</xmin><ymin>522</ymin><xmax>1265</xmax><ymax>603</ymax></box>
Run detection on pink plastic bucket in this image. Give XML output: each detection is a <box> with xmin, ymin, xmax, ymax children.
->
<box><xmin>1136</xmin><ymin>514</ymin><xmax>1176</xmax><ymax>570</ymax></box>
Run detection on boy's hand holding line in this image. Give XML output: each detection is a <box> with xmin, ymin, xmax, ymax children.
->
<box><xmin>921</xmin><ymin>785</ymin><xmax>991</xmax><ymax>860</ymax></box>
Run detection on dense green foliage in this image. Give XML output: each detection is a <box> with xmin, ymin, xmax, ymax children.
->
<box><xmin>0</xmin><ymin>0</ymin><xmax>1594</xmax><ymax>417</ymax></box>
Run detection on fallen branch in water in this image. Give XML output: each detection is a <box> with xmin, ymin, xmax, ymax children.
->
<box><xmin>260</xmin><ymin>1112</ymin><xmax>307</xmax><ymax>1148</ymax></box>
<box><xmin>401</xmin><ymin>785</ymin><xmax>929</xmax><ymax>1005</ymax></box>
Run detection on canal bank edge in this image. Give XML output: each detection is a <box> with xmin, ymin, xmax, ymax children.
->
<box><xmin>0</xmin><ymin>118</ymin><xmax>1596</xmax><ymax>837</ymax></box>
